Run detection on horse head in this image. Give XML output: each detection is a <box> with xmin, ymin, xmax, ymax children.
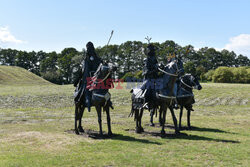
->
<box><xmin>93</xmin><ymin>61</ymin><xmax>116</xmax><ymax>81</ymax></box>
<box><xmin>164</xmin><ymin>58</ymin><xmax>184</xmax><ymax>77</ymax></box>
<box><xmin>181</xmin><ymin>74</ymin><xmax>202</xmax><ymax>90</ymax></box>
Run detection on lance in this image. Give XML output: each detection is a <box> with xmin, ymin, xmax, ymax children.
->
<box><xmin>104</xmin><ymin>30</ymin><xmax>114</xmax><ymax>61</ymax></box>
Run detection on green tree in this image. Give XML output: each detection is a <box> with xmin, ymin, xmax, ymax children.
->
<box><xmin>0</xmin><ymin>48</ymin><xmax>18</xmax><ymax>65</ymax></box>
<box><xmin>220</xmin><ymin>50</ymin><xmax>236</xmax><ymax>67</ymax></box>
<box><xmin>58</xmin><ymin>48</ymin><xmax>79</xmax><ymax>84</ymax></box>
<box><xmin>236</xmin><ymin>55</ymin><xmax>250</xmax><ymax>67</ymax></box>
<box><xmin>184</xmin><ymin>61</ymin><xmax>196</xmax><ymax>74</ymax></box>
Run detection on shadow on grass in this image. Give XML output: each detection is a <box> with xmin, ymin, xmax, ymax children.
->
<box><xmin>181</xmin><ymin>126</ymin><xmax>237</xmax><ymax>134</ymax></box>
<box><xmin>143</xmin><ymin>131</ymin><xmax>240</xmax><ymax>143</ymax></box>
<box><xmin>171</xmin><ymin>133</ymin><xmax>240</xmax><ymax>143</ymax></box>
<box><xmin>65</xmin><ymin>129</ymin><xmax>161</xmax><ymax>145</ymax></box>
<box><xmin>111</xmin><ymin>134</ymin><xmax>161</xmax><ymax>145</ymax></box>
<box><xmin>148</xmin><ymin>124</ymin><xmax>237</xmax><ymax>134</ymax></box>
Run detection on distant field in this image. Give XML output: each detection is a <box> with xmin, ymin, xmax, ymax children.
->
<box><xmin>0</xmin><ymin>67</ymin><xmax>249</xmax><ymax>166</ymax></box>
<box><xmin>0</xmin><ymin>82</ymin><xmax>249</xmax><ymax>109</ymax></box>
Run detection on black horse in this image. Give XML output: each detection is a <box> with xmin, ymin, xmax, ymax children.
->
<box><xmin>149</xmin><ymin>74</ymin><xmax>202</xmax><ymax>130</ymax></box>
<box><xmin>177</xmin><ymin>74</ymin><xmax>202</xmax><ymax>129</ymax></box>
<box><xmin>74</xmin><ymin>62</ymin><xmax>115</xmax><ymax>136</ymax></box>
<box><xmin>130</xmin><ymin>58</ymin><xmax>184</xmax><ymax>135</ymax></box>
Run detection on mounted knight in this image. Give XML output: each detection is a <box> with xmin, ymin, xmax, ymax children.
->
<box><xmin>141</xmin><ymin>43</ymin><xmax>159</xmax><ymax>109</ymax></box>
<box><xmin>74</xmin><ymin>41</ymin><xmax>102</xmax><ymax>112</ymax></box>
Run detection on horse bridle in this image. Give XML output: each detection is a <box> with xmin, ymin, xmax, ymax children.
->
<box><xmin>181</xmin><ymin>75</ymin><xmax>199</xmax><ymax>89</ymax></box>
<box><xmin>158</xmin><ymin>60</ymin><xmax>182</xmax><ymax>77</ymax></box>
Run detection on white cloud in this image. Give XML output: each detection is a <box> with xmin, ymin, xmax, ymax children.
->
<box><xmin>0</xmin><ymin>26</ymin><xmax>24</xmax><ymax>44</ymax></box>
<box><xmin>224</xmin><ymin>34</ymin><xmax>250</xmax><ymax>57</ymax></box>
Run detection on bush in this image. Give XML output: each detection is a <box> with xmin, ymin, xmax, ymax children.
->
<box><xmin>232</xmin><ymin>67</ymin><xmax>249</xmax><ymax>83</ymax></box>
<box><xmin>203</xmin><ymin>70</ymin><xmax>215</xmax><ymax>81</ymax></box>
<box><xmin>247</xmin><ymin>68</ymin><xmax>250</xmax><ymax>83</ymax></box>
<box><xmin>212</xmin><ymin>67</ymin><xmax>233</xmax><ymax>83</ymax></box>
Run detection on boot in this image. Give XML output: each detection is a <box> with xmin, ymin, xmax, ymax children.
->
<box><xmin>85</xmin><ymin>90</ymin><xmax>92</xmax><ymax>112</ymax></box>
<box><xmin>86</xmin><ymin>98</ymin><xmax>91</xmax><ymax>112</ymax></box>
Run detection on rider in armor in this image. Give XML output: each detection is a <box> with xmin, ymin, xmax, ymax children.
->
<box><xmin>142</xmin><ymin>44</ymin><xmax>159</xmax><ymax>108</ymax></box>
<box><xmin>74</xmin><ymin>42</ymin><xmax>102</xmax><ymax>112</ymax></box>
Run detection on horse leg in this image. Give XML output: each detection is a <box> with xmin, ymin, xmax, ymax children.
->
<box><xmin>150</xmin><ymin>109</ymin><xmax>155</xmax><ymax>126</ymax></box>
<box><xmin>179</xmin><ymin>106</ymin><xmax>183</xmax><ymax>130</ymax></box>
<box><xmin>75</xmin><ymin>104</ymin><xmax>79</xmax><ymax>135</ymax></box>
<box><xmin>96</xmin><ymin>106</ymin><xmax>103</xmax><ymax>136</ymax></box>
<box><xmin>169</xmin><ymin>106</ymin><xmax>180</xmax><ymax>134</ymax></box>
<box><xmin>187</xmin><ymin>109</ymin><xmax>191</xmax><ymax>130</ymax></box>
<box><xmin>135</xmin><ymin>109</ymin><xmax>140</xmax><ymax>133</ymax></box>
<box><xmin>139</xmin><ymin>109</ymin><xmax>144</xmax><ymax>132</ymax></box>
<box><xmin>78</xmin><ymin>106</ymin><xmax>85</xmax><ymax>133</ymax></box>
<box><xmin>159</xmin><ymin>108</ymin><xmax>163</xmax><ymax>126</ymax></box>
<box><xmin>105</xmin><ymin>106</ymin><xmax>112</xmax><ymax>136</ymax></box>
<box><xmin>161</xmin><ymin>108</ymin><xmax>166</xmax><ymax>135</ymax></box>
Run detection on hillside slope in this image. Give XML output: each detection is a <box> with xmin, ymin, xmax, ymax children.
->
<box><xmin>0</xmin><ymin>65</ymin><xmax>51</xmax><ymax>85</ymax></box>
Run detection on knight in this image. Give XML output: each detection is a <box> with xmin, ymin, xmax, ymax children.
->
<box><xmin>141</xmin><ymin>43</ymin><xmax>159</xmax><ymax>108</ymax></box>
<box><xmin>73</xmin><ymin>41</ymin><xmax>102</xmax><ymax>112</ymax></box>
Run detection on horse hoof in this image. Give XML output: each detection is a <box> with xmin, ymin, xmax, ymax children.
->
<box><xmin>108</xmin><ymin>131</ymin><xmax>113</xmax><ymax>136</ymax></box>
<box><xmin>78</xmin><ymin>126</ymin><xmax>84</xmax><ymax>133</ymax></box>
<box><xmin>161</xmin><ymin>130</ymin><xmax>166</xmax><ymax>135</ymax></box>
<box><xmin>188</xmin><ymin>126</ymin><xmax>192</xmax><ymax>130</ymax></box>
<box><xmin>150</xmin><ymin>123</ymin><xmax>155</xmax><ymax>127</ymax></box>
<box><xmin>136</xmin><ymin>128</ymin><xmax>141</xmax><ymax>133</ymax></box>
<box><xmin>75</xmin><ymin>130</ymin><xmax>79</xmax><ymax>135</ymax></box>
<box><xmin>140</xmin><ymin>127</ymin><xmax>144</xmax><ymax>132</ymax></box>
<box><xmin>175</xmin><ymin>130</ymin><xmax>180</xmax><ymax>134</ymax></box>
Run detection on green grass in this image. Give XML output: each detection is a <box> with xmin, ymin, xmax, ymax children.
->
<box><xmin>0</xmin><ymin>65</ymin><xmax>51</xmax><ymax>85</ymax></box>
<box><xmin>0</xmin><ymin>74</ymin><xmax>250</xmax><ymax>166</ymax></box>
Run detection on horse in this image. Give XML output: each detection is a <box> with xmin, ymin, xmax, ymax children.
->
<box><xmin>74</xmin><ymin>62</ymin><xmax>116</xmax><ymax>136</ymax></box>
<box><xmin>177</xmin><ymin>74</ymin><xmax>202</xmax><ymax>130</ymax></box>
<box><xmin>130</xmin><ymin>58</ymin><xmax>184</xmax><ymax>135</ymax></box>
<box><xmin>149</xmin><ymin>74</ymin><xmax>202</xmax><ymax>130</ymax></box>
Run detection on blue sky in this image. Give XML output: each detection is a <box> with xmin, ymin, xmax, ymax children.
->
<box><xmin>0</xmin><ymin>0</ymin><xmax>250</xmax><ymax>57</ymax></box>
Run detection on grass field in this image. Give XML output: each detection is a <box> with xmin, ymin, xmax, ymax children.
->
<box><xmin>0</xmin><ymin>66</ymin><xmax>250</xmax><ymax>166</ymax></box>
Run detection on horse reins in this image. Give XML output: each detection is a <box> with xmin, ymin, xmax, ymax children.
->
<box><xmin>180</xmin><ymin>79</ymin><xmax>193</xmax><ymax>89</ymax></box>
<box><xmin>93</xmin><ymin>71</ymin><xmax>110</xmax><ymax>84</ymax></box>
<box><xmin>158</xmin><ymin>59</ymin><xmax>182</xmax><ymax>77</ymax></box>
<box><xmin>158</xmin><ymin>68</ymin><xmax>178</xmax><ymax>76</ymax></box>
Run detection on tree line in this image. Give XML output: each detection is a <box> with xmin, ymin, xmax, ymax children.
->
<box><xmin>0</xmin><ymin>40</ymin><xmax>249</xmax><ymax>84</ymax></box>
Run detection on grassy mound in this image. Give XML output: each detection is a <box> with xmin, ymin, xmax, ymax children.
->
<box><xmin>0</xmin><ymin>65</ymin><xmax>51</xmax><ymax>85</ymax></box>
